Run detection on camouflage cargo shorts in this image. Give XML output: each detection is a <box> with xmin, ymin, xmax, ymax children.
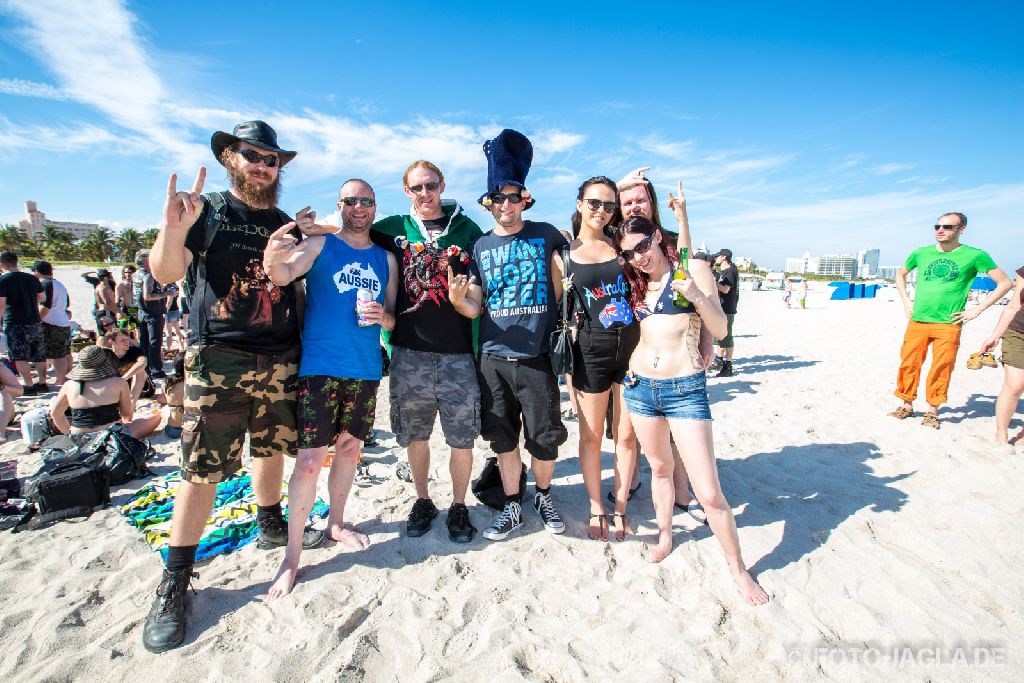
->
<box><xmin>180</xmin><ymin>343</ymin><xmax>299</xmax><ymax>484</ymax></box>
<box><xmin>388</xmin><ymin>347</ymin><xmax>480</xmax><ymax>449</ymax></box>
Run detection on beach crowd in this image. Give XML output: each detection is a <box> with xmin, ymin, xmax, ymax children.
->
<box><xmin>1</xmin><ymin>121</ymin><xmax>1020</xmax><ymax>655</ymax></box>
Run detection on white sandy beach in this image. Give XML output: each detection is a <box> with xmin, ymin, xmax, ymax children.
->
<box><xmin>0</xmin><ymin>267</ymin><xmax>1021</xmax><ymax>681</ymax></box>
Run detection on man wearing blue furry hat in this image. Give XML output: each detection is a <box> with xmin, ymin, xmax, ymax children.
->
<box><xmin>450</xmin><ymin>129</ymin><xmax>569</xmax><ymax>541</ymax></box>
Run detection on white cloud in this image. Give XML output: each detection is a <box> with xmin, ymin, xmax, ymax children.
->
<box><xmin>873</xmin><ymin>162</ymin><xmax>916</xmax><ymax>175</ymax></box>
<box><xmin>0</xmin><ymin>77</ymin><xmax>73</xmax><ymax>100</ymax></box>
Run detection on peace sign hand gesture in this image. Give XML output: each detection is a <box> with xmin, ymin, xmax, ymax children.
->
<box><xmin>163</xmin><ymin>167</ymin><xmax>206</xmax><ymax>232</ymax></box>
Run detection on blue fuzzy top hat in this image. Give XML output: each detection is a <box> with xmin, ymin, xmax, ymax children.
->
<box><xmin>478</xmin><ymin>129</ymin><xmax>535</xmax><ymax>209</ymax></box>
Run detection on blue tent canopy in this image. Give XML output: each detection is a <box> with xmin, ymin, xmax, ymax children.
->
<box><xmin>972</xmin><ymin>276</ymin><xmax>997</xmax><ymax>291</ymax></box>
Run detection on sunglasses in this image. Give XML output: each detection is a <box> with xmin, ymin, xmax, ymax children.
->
<box><xmin>617</xmin><ymin>234</ymin><xmax>655</xmax><ymax>263</ymax></box>
<box><xmin>934</xmin><ymin>223</ymin><xmax>961</xmax><ymax>231</ymax></box>
<box><xmin>340</xmin><ymin>196</ymin><xmax>376</xmax><ymax>207</ymax></box>
<box><xmin>583</xmin><ymin>198</ymin><xmax>618</xmax><ymax>213</ymax></box>
<box><xmin>407</xmin><ymin>182</ymin><xmax>440</xmax><ymax>193</ymax></box>
<box><xmin>235</xmin><ymin>148</ymin><xmax>280</xmax><ymax>167</ymax></box>
<box><xmin>490</xmin><ymin>192</ymin><xmax>525</xmax><ymax>205</ymax></box>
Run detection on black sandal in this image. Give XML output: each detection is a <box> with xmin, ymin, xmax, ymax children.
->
<box><xmin>610</xmin><ymin>513</ymin><xmax>629</xmax><ymax>542</ymax></box>
<box><xmin>606</xmin><ymin>481</ymin><xmax>641</xmax><ymax>504</ymax></box>
<box><xmin>588</xmin><ymin>513</ymin><xmax>608</xmax><ymax>540</ymax></box>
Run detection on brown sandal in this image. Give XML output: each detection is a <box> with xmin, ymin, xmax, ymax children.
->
<box><xmin>921</xmin><ymin>413</ymin><xmax>940</xmax><ymax>429</ymax></box>
<box><xmin>888</xmin><ymin>406</ymin><xmax>914</xmax><ymax>420</ymax></box>
<box><xmin>966</xmin><ymin>352</ymin><xmax>983</xmax><ymax>370</ymax></box>
<box><xmin>980</xmin><ymin>352</ymin><xmax>999</xmax><ymax>368</ymax></box>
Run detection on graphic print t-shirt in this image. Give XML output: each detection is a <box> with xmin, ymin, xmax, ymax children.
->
<box><xmin>184</xmin><ymin>192</ymin><xmax>299</xmax><ymax>353</ymax></box>
<box><xmin>370</xmin><ymin>217</ymin><xmax>476</xmax><ymax>354</ymax></box>
<box><xmin>717</xmin><ymin>265</ymin><xmax>739</xmax><ymax>314</ymax></box>
<box><xmin>906</xmin><ymin>244</ymin><xmax>997</xmax><ymax>324</ymax></box>
<box><xmin>569</xmin><ymin>258</ymin><xmax>634</xmax><ymax>330</ymax></box>
<box><xmin>470</xmin><ymin>221</ymin><xmax>569</xmax><ymax>358</ymax></box>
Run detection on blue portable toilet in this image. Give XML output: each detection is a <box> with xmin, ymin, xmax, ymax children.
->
<box><xmin>830</xmin><ymin>282</ymin><xmax>853</xmax><ymax>300</ymax></box>
<box><xmin>865</xmin><ymin>284</ymin><xmax>878</xmax><ymax>298</ymax></box>
<box><xmin>854</xmin><ymin>284</ymin><xmax>866</xmax><ymax>298</ymax></box>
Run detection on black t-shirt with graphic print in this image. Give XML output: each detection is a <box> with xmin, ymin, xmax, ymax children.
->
<box><xmin>184</xmin><ymin>191</ymin><xmax>299</xmax><ymax>353</ymax></box>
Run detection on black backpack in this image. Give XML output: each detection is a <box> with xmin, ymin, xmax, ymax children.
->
<box><xmin>11</xmin><ymin>462</ymin><xmax>110</xmax><ymax>533</ymax></box>
<box><xmin>79</xmin><ymin>426</ymin><xmax>153</xmax><ymax>485</ymax></box>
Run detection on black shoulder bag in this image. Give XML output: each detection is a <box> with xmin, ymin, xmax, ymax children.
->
<box><xmin>549</xmin><ymin>247</ymin><xmax>576</xmax><ymax>376</ymax></box>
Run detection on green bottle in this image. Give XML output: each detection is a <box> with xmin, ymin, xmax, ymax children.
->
<box><xmin>672</xmin><ymin>246</ymin><xmax>690</xmax><ymax>308</ymax></box>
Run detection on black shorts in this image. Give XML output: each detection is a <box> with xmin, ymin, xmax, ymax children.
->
<box><xmin>5</xmin><ymin>322</ymin><xmax>45</xmax><ymax>363</ymax></box>
<box><xmin>297</xmin><ymin>375</ymin><xmax>379</xmax><ymax>449</ymax></box>
<box><xmin>478</xmin><ymin>353</ymin><xmax>567</xmax><ymax>461</ymax></box>
<box><xmin>571</xmin><ymin>325</ymin><xmax>640</xmax><ymax>394</ymax></box>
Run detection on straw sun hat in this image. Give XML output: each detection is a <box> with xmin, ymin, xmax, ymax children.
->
<box><xmin>67</xmin><ymin>346</ymin><xmax>119</xmax><ymax>382</ymax></box>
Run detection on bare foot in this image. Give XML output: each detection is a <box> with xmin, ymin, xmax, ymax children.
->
<box><xmin>327</xmin><ymin>525</ymin><xmax>370</xmax><ymax>550</ymax></box>
<box><xmin>733</xmin><ymin>568</ymin><xmax>770</xmax><ymax>606</ymax></box>
<box><xmin>587</xmin><ymin>513</ymin><xmax>607</xmax><ymax>541</ymax></box>
<box><xmin>267</xmin><ymin>560</ymin><xmax>298</xmax><ymax>599</ymax></box>
<box><xmin>646</xmin><ymin>538</ymin><xmax>673</xmax><ymax>563</ymax></box>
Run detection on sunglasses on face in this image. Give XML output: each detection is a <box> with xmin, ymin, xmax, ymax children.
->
<box><xmin>490</xmin><ymin>192</ymin><xmax>525</xmax><ymax>205</ymax></box>
<box><xmin>934</xmin><ymin>223</ymin><xmax>961</xmax><ymax>231</ymax></box>
<box><xmin>617</xmin><ymin>234</ymin><xmax>655</xmax><ymax>263</ymax></box>
<box><xmin>235</xmin><ymin>148</ymin><xmax>280</xmax><ymax>167</ymax></box>
<box><xmin>340</xmin><ymin>196</ymin><xmax>376</xmax><ymax>207</ymax></box>
<box><xmin>583</xmin><ymin>198</ymin><xmax>618</xmax><ymax>213</ymax></box>
<box><xmin>407</xmin><ymin>182</ymin><xmax>440</xmax><ymax>193</ymax></box>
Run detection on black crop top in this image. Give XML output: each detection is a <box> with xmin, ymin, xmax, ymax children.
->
<box><xmin>70</xmin><ymin>403</ymin><xmax>121</xmax><ymax>428</ymax></box>
<box><xmin>634</xmin><ymin>283</ymin><xmax>697</xmax><ymax>321</ymax></box>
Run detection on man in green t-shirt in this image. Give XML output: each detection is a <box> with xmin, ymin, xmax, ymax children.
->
<box><xmin>889</xmin><ymin>212</ymin><xmax>1010</xmax><ymax>428</ymax></box>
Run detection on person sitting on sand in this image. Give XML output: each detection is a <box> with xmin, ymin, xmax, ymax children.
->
<box><xmin>98</xmin><ymin>328</ymin><xmax>150</xmax><ymax>408</ymax></box>
<box><xmin>48</xmin><ymin>345</ymin><xmax>161</xmax><ymax>440</ymax></box>
<box><xmin>979</xmin><ymin>264</ymin><xmax>1024</xmax><ymax>448</ymax></box>
<box><xmin>263</xmin><ymin>177</ymin><xmax>397</xmax><ymax>598</ymax></box>
<box><xmin>612</xmin><ymin>215</ymin><xmax>769</xmax><ymax>606</ymax></box>
<box><xmin>0</xmin><ymin>361</ymin><xmax>24</xmax><ymax>443</ymax></box>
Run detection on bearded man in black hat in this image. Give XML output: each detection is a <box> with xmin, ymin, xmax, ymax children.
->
<box><xmin>451</xmin><ymin>129</ymin><xmax>569</xmax><ymax>541</ymax></box>
<box><xmin>143</xmin><ymin>121</ymin><xmax>323</xmax><ymax>653</ymax></box>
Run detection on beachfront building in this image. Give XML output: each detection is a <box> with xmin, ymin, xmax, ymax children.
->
<box><xmin>877</xmin><ymin>265</ymin><xmax>900</xmax><ymax>281</ymax></box>
<box><xmin>734</xmin><ymin>256</ymin><xmax>754</xmax><ymax>269</ymax></box>
<box><xmin>857</xmin><ymin>248</ymin><xmax>880</xmax><ymax>278</ymax></box>
<box><xmin>785</xmin><ymin>251</ymin><xmax>819</xmax><ymax>275</ymax></box>
<box><xmin>817</xmin><ymin>254</ymin><xmax>857</xmax><ymax>279</ymax></box>
<box><xmin>17</xmin><ymin>200</ymin><xmax>99</xmax><ymax>240</ymax></box>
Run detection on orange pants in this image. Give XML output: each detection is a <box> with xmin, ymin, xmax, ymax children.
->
<box><xmin>894</xmin><ymin>320</ymin><xmax>962</xmax><ymax>407</ymax></box>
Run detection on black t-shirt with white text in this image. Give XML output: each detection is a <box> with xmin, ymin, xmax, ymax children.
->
<box><xmin>184</xmin><ymin>192</ymin><xmax>299</xmax><ymax>353</ymax></box>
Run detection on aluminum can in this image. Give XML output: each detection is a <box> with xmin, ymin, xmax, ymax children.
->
<box><xmin>356</xmin><ymin>288</ymin><xmax>374</xmax><ymax>327</ymax></box>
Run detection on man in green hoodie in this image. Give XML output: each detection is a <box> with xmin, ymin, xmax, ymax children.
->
<box><xmin>370</xmin><ymin>160</ymin><xmax>484</xmax><ymax>543</ymax></box>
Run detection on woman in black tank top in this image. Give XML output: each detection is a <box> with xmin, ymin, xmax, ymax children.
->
<box><xmin>554</xmin><ymin>177</ymin><xmax>638</xmax><ymax>542</ymax></box>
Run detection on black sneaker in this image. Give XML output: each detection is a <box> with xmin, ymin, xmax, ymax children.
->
<box><xmin>406</xmin><ymin>498</ymin><xmax>438</xmax><ymax>537</ymax></box>
<box><xmin>709</xmin><ymin>356</ymin><xmax>724</xmax><ymax>372</ymax></box>
<box><xmin>483</xmin><ymin>501</ymin><xmax>523</xmax><ymax>541</ymax></box>
<box><xmin>142</xmin><ymin>567</ymin><xmax>198</xmax><ymax>653</ymax></box>
<box><xmin>21</xmin><ymin>384</ymin><xmax>37</xmax><ymax>396</ymax></box>
<box><xmin>446</xmin><ymin>503</ymin><xmax>476</xmax><ymax>543</ymax></box>
<box><xmin>533</xmin><ymin>491</ymin><xmax>565</xmax><ymax>534</ymax></box>
<box><xmin>716</xmin><ymin>362</ymin><xmax>734</xmax><ymax>378</ymax></box>
<box><xmin>32</xmin><ymin>383</ymin><xmax>50</xmax><ymax>394</ymax></box>
<box><xmin>255</xmin><ymin>512</ymin><xmax>326</xmax><ymax>550</ymax></box>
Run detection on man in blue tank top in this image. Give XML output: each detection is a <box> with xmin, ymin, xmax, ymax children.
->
<box><xmin>262</xmin><ymin>178</ymin><xmax>398</xmax><ymax>598</ymax></box>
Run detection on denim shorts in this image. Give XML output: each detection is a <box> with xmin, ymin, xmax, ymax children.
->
<box><xmin>623</xmin><ymin>371</ymin><xmax>712</xmax><ymax>421</ymax></box>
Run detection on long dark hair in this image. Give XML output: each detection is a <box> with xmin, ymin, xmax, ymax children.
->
<box><xmin>570</xmin><ymin>176</ymin><xmax>623</xmax><ymax>238</ymax></box>
<box><xmin>611</xmin><ymin>215</ymin><xmax>678</xmax><ymax>310</ymax></box>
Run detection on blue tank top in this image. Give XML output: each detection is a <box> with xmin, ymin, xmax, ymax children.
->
<box><xmin>634</xmin><ymin>282</ymin><xmax>696</xmax><ymax>321</ymax></box>
<box><xmin>299</xmin><ymin>235</ymin><xmax>390</xmax><ymax>380</ymax></box>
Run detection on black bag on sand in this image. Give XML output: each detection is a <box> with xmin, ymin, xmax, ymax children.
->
<box><xmin>80</xmin><ymin>426</ymin><xmax>153</xmax><ymax>485</ymax></box>
<box><xmin>549</xmin><ymin>247</ymin><xmax>575</xmax><ymax>376</ymax></box>
<box><xmin>11</xmin><ymin>462</ymin><xmax>110</xmax><ymax>533</ymax></box>
<box><xmin>471</xmin><ymin>457</ymin><xmax>527</xmax><ymax>511</ymax></box>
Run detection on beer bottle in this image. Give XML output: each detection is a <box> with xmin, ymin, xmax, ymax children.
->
<box><xmin>672</xmin><ymin>246</ymin><xmax>690</xmax><ymax>308</ymax></box>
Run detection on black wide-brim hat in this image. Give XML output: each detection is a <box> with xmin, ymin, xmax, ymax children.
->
<box><xmin>211</xmin><ymin>120</ymin><xmax>297</xmax><ymax>166</ymax></box>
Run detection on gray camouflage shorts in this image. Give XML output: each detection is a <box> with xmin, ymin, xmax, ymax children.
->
<box><xmin>389</xmin><ymin>347</ymin><xmax>480</xmax><ymax>449</ymax></box>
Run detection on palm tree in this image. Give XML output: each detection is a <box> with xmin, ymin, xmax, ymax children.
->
<box><xmin>116</xmin><ymin>227</ymin><xmax>144</xmax><ymax>262</ymax></box>
<box><xmin>141</xmin><ymin>228</ymin><xmax>160</xmax><ymax>248</ymax></box>
<box><xmin>78</xmin><ymin>226</ymin><xmax>116</xmax><ymax>262</ymax></box>
<box><xmin>0</xmin><ymin>225</ymin><xmax>21</xmax><ymax>252</ymax></box>
<box><xmin>38</xmin><ymin>224</ymin><xmax>77</xmax><ymax>261</ymax></box>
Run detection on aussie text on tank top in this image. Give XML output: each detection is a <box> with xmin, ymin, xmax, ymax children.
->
<box><xmin>480</xmin><ymin>238</ymin><xmax>550</xmax><ymax>316</ymax></box>
<box><xmin>333</xmin><ymin>262</ymin><xmax>383</xmax><ymax>296</ymax></box>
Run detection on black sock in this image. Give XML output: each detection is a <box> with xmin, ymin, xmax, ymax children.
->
<box><xmin>505</xmin><ymin>493</ymin><xmax>521</xmax><ymax>505</ymax></box>
<box><xmin>257</xmin><ymin>502</ymin><xmax>283</xmax><ymax>522</ymax></box>
<box><xmin>165</xmin><ymin>545</ymin><xmax>197</xmax><ymax>572</ymax></box>
<box><xmin>535</xmin><ymin>485</ymin><xmax>550</xmax><ymax>496</ymax></box>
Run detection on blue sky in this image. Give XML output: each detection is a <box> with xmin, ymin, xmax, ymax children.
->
<box><xmin>1</xmin><ymin>0</ymin><xmax>1021</xmax><ymax>271</ymax></box>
